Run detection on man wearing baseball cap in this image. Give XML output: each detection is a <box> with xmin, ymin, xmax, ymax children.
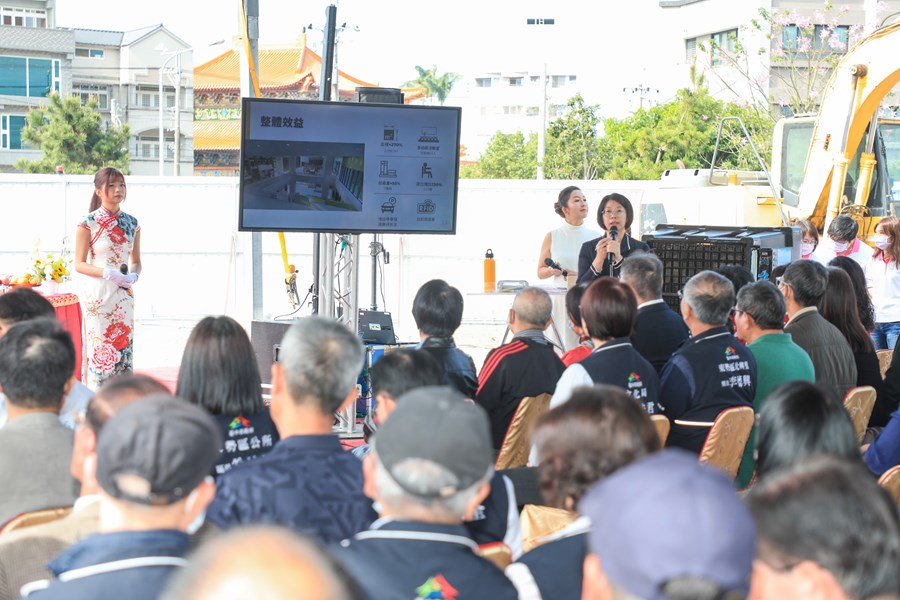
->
<box><xmin>580</xmin><ymin>449</ymin><xmax>757</xmax><ymax>600</ymax></box>
<box><xmin>21</xmin><ymin>395</ymin><xmax>221</xmax><ymax>600</ymax></box>
<box><xmin>332</xmin><ymin>386</ymin><xmax>518</xmax><ymax>599</ymax></box>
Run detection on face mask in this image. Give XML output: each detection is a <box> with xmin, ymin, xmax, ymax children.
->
<box><xmin>832</xmin><ymin>240</ymin><xmax>850</xmax><ymax>253</ymax></box>
<box><xmin>874</xmin><ymin>234</ymin><xmax>891</xmax><ymax>250</ymax></box>
<box><xmin>801</xmin><ymin>242</ymin><xmax>815</xmax><ymax>256</ymax></box>
<box><xmin>185</xmin><ymin>510</ymin><xmax>206</xmax><ymax>535</ymax></box>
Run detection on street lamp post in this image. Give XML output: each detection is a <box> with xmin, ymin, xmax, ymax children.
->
<box><xmin>526</xmin><ymin>18</ymin><xmax>555</xmax><ymax>180</ymax></box>
<box><xmin>158</xmin><ymin>47</ymin><xmax>192</xmax><ymax>176</ymax></box>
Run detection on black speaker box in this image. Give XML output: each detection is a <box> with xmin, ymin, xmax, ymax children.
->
<box><xmin>353</xmin><ymin>86</ymin><xmax>404</xmax><ymax>104</ymax></box>
<box><xmin>251</xmin><ymin>320</ymin><xmax>293</xmax><ymax>384</ymax></box>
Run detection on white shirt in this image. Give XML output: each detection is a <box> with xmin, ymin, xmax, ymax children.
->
<box><xmin>866</xmin><ymin>255</ymin><xmax>900</xmax><ymax>323</ymax></box>
<box><xmin>811</xmin><ymin>238</ymin><xmax>874</xmax><ymax>270</ymax></box>
<box><xmin>549</xmin><ymin>221</ymin><xmax>600</xmax><ymax>284</ymax></box>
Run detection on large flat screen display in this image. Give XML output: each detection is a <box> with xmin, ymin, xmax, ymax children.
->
<box><xmin>239</xmin><ymin>97</ymin><xmax>462</xmax><ymax>234</ymax></box>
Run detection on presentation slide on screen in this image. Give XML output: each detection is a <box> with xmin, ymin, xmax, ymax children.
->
<box><xmin>239</xmin><ymin>99</ymin><xmax>461</xmax><ymax>234</ymax></box>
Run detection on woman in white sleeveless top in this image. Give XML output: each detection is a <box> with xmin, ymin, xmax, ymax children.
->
<box><xmin>537</xmin><ymin>186</ymin><xmax>599</xmax><ymax>286</ymax></box>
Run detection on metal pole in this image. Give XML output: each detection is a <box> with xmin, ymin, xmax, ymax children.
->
<box><xmin>240</xmin><ymin>0</ymin><xmax>263</xmax><ymax>320</ymax></box>
<box><xmin>173</xmin><ymin>56</ymin><xmax>181</xmax><ymax>176</ymax></box>
<box><xmin>312</xmin><ymin>4</ymin><xmax>337</xmax><ymax>316</ymax></box>
<box><xmin>537</xmin><ymin>61</ymin><xmax>546</xmax><ymax>180</ymax></box>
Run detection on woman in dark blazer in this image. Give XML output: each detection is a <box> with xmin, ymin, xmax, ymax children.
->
<box><xmin>577</xmin><ymin>193</ymin><xmax>649</xmax><ymax>284</ymax></box>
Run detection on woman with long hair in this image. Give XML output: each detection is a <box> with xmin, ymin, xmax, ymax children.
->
<box><xmin>74</xmin><ymin>167</ymin><xmax>140</xmax><ymax>388</ymax></box>
<box><xmin>829</xmin><ymin>255</ymin><xmax>876</xmax><ymax>333</ymax></box>
<box><xmin>177</xmin><ymin>315</ymin><xmax>279</xmax><ymax>477</ymax></box>
<box><xmin>866</xmin><ymin>216</ymin><xmax>900</xmax><ymax>350</ymax></box>
<box><xmin>819</xmin><ymin>267</ymin><xmax>884</xmax><ymax>419</ymax></box>
<box><xmin>537</xmin><ymin>186</ymin><xmax>599</xmax><ymax>286</ymax></box>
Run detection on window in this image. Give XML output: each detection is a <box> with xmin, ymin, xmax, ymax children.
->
<box><xmin>782</xmin><ymin>25</ymin><xmax>799</xmax><ymax>52</ymax></box>
<box><xmin>75</xmin><ymin>48</ymin><xmax>105</xmax><ymax>59</ymax></box>
<box><xmin>475</xmin><ymin>78</ymin><xmax>492</xmax><ymax>88</ymax></box>
<box><xmin>814</xmin><ymin>24</ymin><xmax>849</xmax><ymax>52</ymax></box>
<box><xmin>0</xmin><ymin>56</ymin><xmax>59</xmax><ymax>97</ymax></box>
<box><xmin>502</xmin><ymin>105</ymin><xmax>523</xmax><ymax>115</ymax></box>
<box><xmin>530</xmin><ymin>75</ymin><xmax>539</xmax><ymax>83</ymax></box>
<box><xmin>0</xmin><ymin>6</ymin><xmax>47</xmax><ymax>28</ymax></box>
<box><xmin>568</xmin><ymin>75</ymin><xmax>576</xmax><ymax>82</ymax></box>
<box><xmin>711</xmin><ymin>29</ymin><xmax>737</xmax><ymax>66</ymax></box>
<box><xmin>551</xmin><ymin>75</ymin><xmax>568</xmax><ymax>88</ymax></box>
<box><xmin>526</xmin><ymin>106</ymin><xmax>539</xmax><ymax>116</ymax></box>
<box><xmin>1</xmin><ymin>114</ymin><xmax>26</xmax><ymax>149</ymax></box>
<box><xmin>686</xmin><ymin>37</ymin><xmax>697</xmax><ymax>62</ymax></box>
<box><xmin>73</xmin><ymin>85</ymin><xmax>109</xmax><ymax>110</ymax></box>
<box><xmin>509</xmin><ymin>77</ymin><xmax>523</xmax><ymax>87</ymax></box>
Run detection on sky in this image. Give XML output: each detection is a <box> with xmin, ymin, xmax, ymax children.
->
<box><xmin>55</xmin><ymin>0</ymin><xmax>676</xmax><ymax>117</ymax></box>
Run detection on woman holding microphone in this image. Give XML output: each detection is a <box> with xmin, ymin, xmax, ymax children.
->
<box><xmin>537</xmin><ymin>186</ymin><xmax>599</xmax><ymax>286</ymax></box>
<box><xmin>578</xmin><ymin>193</ymin><xmax>649</xmax><ymax>284</ymax></box>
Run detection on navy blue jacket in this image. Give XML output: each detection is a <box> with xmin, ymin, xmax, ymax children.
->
<box><xmin>577</xmin><ymin>233</ymin><xmax>650</xmax><ymax>284</ymax></box>
<box><xmin>420</xmin><ymin>336</ymin><xmax>478</xmax><ymax>399</ymax></box>
<box><xmin>660</xmin><ymin>327</ymin><xmax>756</xmax><ymax>454</ymax></box>
<box><xmin>206</xmin><ymin>434</ymin><xmax>376</xmax><ymax>544</ymax></box>
<box><xmin>579</xmin><ymin>338</ymin><xmax>662</xmax><ymax>414</ymax></box>
<box><xmin>464</xmin><ymin>472</ymin><xmax>520</xmax><ymax>556</ymax></box>
<box><xmin>331</xmin><ymin>519</ymin><xmax>518</xmax><ymax>600</ymax></box>
<box><xmin>631</xmin><ymin>300</ymin><xmax>690</xmax><ymax>374</ymax></box>
<box><xmin>22</xmin><ymin>529</ymin><xmax>189</xmax><ymax>600</ymax></box>
<box><xmin>507</xmin><ymin>517</ymin><xmax>589</xmax><ymax>600</ymax></box>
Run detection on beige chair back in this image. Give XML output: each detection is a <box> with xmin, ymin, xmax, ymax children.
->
<box><xmin>877</xmin><ymin>349</ymin><xmax>894</xmax><ymax>380</ymax></box>
<box><xmin>650</xmin><ymin>414</ymin><xmax>670</xmax><ymax>445</ymax></box>
<box><xmin>698</xmin><ymin>406</ymin><xmax>755</xmax><ymax>478</ymax></box>
<box><xmin>878</xmin><ymin>465</ymin><xmax>900</xmax><ymax>506</ymax></box>
<box><xmin>494</xmin><ymin>393</ymin><xmax>552</xmax><ymax>471</ymax></box>
<box><xmin>520</xmin><ymin>504</ymin><xmax>577</xmax><ymax>553</ymax></box>
<box><xmin>476</xmin><ymin>542</ymin><xmax>513</xmax><ymax>569</ymax></box>
<box><xmin>0</xmin><ymin>506</ymin><xmax>72</xmax><ymax>535</ymax></box>
<box><xmin>843</xmin><ymin>386</ymin><xmax>877</xmax><ymax>444</ymax></box>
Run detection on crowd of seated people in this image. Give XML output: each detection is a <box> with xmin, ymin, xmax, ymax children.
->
<box><xmin>0</xmin><ymin>263</ymin><xmax>898</xmax><ymax>600</ymax></box>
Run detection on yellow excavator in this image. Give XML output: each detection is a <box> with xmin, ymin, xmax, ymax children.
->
<box><xmin>786</xmin><ymin>21</ymin><xmax>900</xmax><ymax>236</ymax></box>
<box><xmin>640</xmin><ymin>20</ymin><xmax>900</xmax><ymax>239</ymax></box>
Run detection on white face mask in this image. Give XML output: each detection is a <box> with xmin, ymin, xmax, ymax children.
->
<box><xmin>801</xmin><ymin>242</ymin><xmax>815</xmax><ymax>256</ymax></box>
<box><xmin>873</xmin><ymin>233</ymin><xmax>891</xmax><ymax>250</ymax></box>
<box><xmin>832</xmin><ymin>240</ymin><xmax>850</xmax><ymax>253</ymax></box>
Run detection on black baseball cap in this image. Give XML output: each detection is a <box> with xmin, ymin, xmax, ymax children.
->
<box><xmin>373</xmin><ymin>386</ymin><xmax>492</xmax><ymax>498</ymax></box>
<box><xmin>96</xmin><ymin>394</ymin><xmax>222</xmax><ymax>506</ymax></box>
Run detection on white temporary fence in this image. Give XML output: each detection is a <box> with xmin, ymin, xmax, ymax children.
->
<box><xmin>0</xmin><ymin>174</ymin><xmax>656</xmax><ymax>369</ymax></box>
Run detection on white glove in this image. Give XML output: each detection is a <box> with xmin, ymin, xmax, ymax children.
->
<box><xmin>123</xmin><ymin>273</ymin><xmax>139</xmax><ymax>286</ymax></box>
<box><xmin>102</xmin><ymin>267</ymin><xmax>131</xmax><ymax>288</ymax></box>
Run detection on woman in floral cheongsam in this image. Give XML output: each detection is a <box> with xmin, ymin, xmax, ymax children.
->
<box><xmin>74</xmin><ymin>167</ymin><xmax>141</xmax><ymax>388</ymax></box>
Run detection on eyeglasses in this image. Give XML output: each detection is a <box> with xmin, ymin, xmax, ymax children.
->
<box><xmin>776</xmin><ymin>276</ymin><xmax>791</xmax><ymax>288</ymax></box>
<box><xmin>731</xmin><ymin>308</ymin><xmax>755</xmax><ymax>320</ymax></box>
<box><xmin>602</xmin><ymin>209</ymin><xmax>626</xmax><ymax>217</ymax></box>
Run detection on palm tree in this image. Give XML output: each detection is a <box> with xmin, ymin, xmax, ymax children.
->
<box><xmin>405</xmin><ymin>65</ymin><xmax>460</xmax><ymax>105</ymax></box>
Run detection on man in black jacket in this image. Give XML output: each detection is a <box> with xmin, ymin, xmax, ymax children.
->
<box><xmin>476</xmin><ymin>287</ymin><xmax>565</xmax><ymax>450</ymax></box>
<box><xmin>620</xmin><ymin>253</ymin><xmax>689</xmax><ymax>374</ymax></box>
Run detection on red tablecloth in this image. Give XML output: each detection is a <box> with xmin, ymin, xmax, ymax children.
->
<box><xmin>45</xmin><ymin>293</ymin><xmax>83</xmax><ymax>382</ymax></box>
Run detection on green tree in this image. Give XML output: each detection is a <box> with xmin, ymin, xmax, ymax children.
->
<box><xmin>599</xmin><ymin>83</ymin><xmax>772</xmax><ymax>180</ymax></box>
<box><xmin>404</xmin><ymin>65</ymin><xmax>460</xmax><ymax>105</ymax></box>
<box><xmin>16</xmin><ymin>93</ymin><xmax>130</xmax><ymax>174</ymax></box>
<box><xmin>544</xmin><ymin>93</ymin><xmax>603</xmax><ymax>179</ymax></box>
<box><xmin>463</xmin><ymin>131</ymin><xmax>537</xmax><ymax>179</ymax></box>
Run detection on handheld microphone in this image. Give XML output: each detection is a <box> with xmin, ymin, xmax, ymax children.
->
<box><xmin>544</xmin><ymin>258</ymin><xmax>568</xmax><ymax>277</ymax></box>
<box><xmin>609</xmin><ymin>226</ymin><xmax>619</xmax><ymax>241</ymax></box>
<box><xmin>119</xmin><ymin>264</ymin><xmax>128</xmax><ymax>275</ymax></box>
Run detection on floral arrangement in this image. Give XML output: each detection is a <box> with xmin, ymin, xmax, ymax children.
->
<box><xmin>30</xmin><ymin>240</ymin><xmax>72</xmax><ymax>284</ymax></box>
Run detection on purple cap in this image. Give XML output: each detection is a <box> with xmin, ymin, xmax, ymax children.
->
<box><xmin>579</xmin><ymin>449</ymin><xmax>756</xmax><ymax>600</ymax></box>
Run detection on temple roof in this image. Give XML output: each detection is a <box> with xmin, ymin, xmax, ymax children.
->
<box><xmin>193</xmin><ymin>120</ymin><xmax>241</xmax><ymax>152</ymax></box>
<box><xmin>193</xmin><ymin>36</ymin><xmax>426</xmax><ymax>101</ymax></box>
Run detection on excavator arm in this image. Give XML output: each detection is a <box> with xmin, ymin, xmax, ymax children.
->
<box><xmin>798</xmin><ymin>21</ymin><xmax>900</xmax><ymax>231</ymax></box>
